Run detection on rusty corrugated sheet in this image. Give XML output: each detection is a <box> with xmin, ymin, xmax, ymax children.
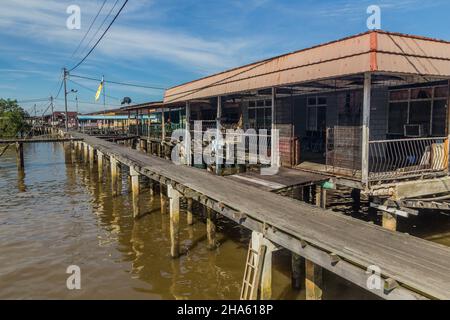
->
<box><xmin>163</xmin><ymin>31</ymin><xmax>450</xmax><ymax>103</ymax></box>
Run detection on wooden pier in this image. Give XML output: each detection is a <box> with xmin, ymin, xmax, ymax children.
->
<box><xmin>64</xmin><ymin>132</ymin><xmax>450</xmax><ymax>300</ymax></box>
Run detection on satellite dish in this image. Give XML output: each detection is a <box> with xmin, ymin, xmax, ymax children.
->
<box><xmin>121</xmin><ymin>97</ymin><xmax>132</xmax><ymax>105</ymax></box>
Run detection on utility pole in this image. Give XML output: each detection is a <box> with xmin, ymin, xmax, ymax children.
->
<box><xmin>34</xmin><ymin>104</ymin><xmax>37</xmax><ymax>126</ymax></box>
<box><xmin>63</xmin><ymin>67</ymin><xmax>69</xmax><ymax>131</ymax></box>
<box><xmin>75</xmin><ymin>95</ymin><xmax>79</xmax><ymax>130</ymax></box>
<box><xmin>50</xmin><ymin>96</ymin><xmax>54</xmax><ymax>128</ymax></box>
<box><xmin>103</xmin><ymin>74</ymin><xmax>106</xmax><ymax>114</ymax></box>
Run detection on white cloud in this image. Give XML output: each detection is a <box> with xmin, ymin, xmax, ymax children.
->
<box><xmin>0</xmin><ymin>0</ymin><xmax>259</xmax><ymax>75</ymax></box>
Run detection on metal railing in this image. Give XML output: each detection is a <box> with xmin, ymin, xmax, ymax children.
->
<box><xmin>369</xmin><ymin>137</ymin><xmax>449</xmax><ymax>180</ymax></box>
<box><xmin>326</xmin><ymin>127</ymin><xmax>362</xmax><ymax>178</ymax></box>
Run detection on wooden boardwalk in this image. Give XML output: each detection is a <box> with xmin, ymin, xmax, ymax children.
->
<box><xmin>0</xmin><ymin>137</ymin><xmax>82</xmax><ymax>144</ymax></box>
<box><xmin>70</xmin><ymin>131</ymin><xmax>450</xmax><ymax>300</ymax></box>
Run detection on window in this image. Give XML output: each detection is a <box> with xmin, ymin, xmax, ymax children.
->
<box><xmin>388</xmin><ymin>85</ymin><xmax>449</xmax><ymax>136</ymax></box>
<box><xmin>307</xmin><ymin>96</ymin><xmax>327</xmax><ymax>132</ymax></box>
<box><xmin>388</xmin><ymin>102</ymin><xmax>408</xmax><ymax>134</ymax></box>
<box><xmin>248</xmin><ymin>99</ymin><xmax>272</xmax><ymax>130</ymax></box>
<box><xmin>433</xmin><ymin>100</ymin><xmax>448</xmax><ymax>136</ymax></box>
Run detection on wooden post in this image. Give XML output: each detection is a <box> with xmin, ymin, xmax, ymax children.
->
<box><xmin>315</xmin><ymin>185</ymin><xmax>327</xmax><ymax>209</ymax></box>
<box><xmin>15</xmin><ymin>142</ymin><xmax>24</xmax><ymax>170</ymax></box>
<box><xmin>168</xmin><ymin>184</ymin><xmax>181</xmax><ymax>258</ymax></box>
<box><xmin>185</xmin><ymin>101</ymin><xmax>192</xmax><ymax>166</ymax></box>
<box><xmin>260</xmin><ymin>238</ymin><xmax>276</xmax><ymax>300</ymax></box>
<box><xmin>89</xmin><ymin>145</ymin><xmax>95</xmax><ymax>168</ymax></box>
<box><xmin>160</xmin><ymin>184</ymin><xmax>168</xmax><ymax>214</ymax></box>
<box><xmin>216</xmin><ymin>97</ymin><xmax>222</xmax><ymax>175</ymax></box>
<box><xmin>206</xmin><ymin>207</ymin><xmax>216</xmax><ymax>250</ymax></box>
<box><xmin>149</xmin><ymin>180</ymin><xmax>155</xmax><ymax>199</ymax></box>
<box><xmin>97</xmin><ymin>151</ymin><xmax>104</xmax><ymax>177</ymax></box>
<box><xmin>187</xmin><ymin>198</ymin><xmax>194</xmax><ymax>225</ymax></box>
<box><xmin>161</xmin><ymin>108</ymin><xmax>166</xmax><ymax>142</ymax></box>
<box><xmin>382</xmin><ymin>212</ymin><xmax>397</xmax><ymax>231</ymax></box>
<box><xmin>130</xmin><ymin>167</ymin><xmax>140</xmax><ymax>218</ymax></box>
<box><xmin>271</xmin><ymin>87</ymin><xmax>279</xmax><ymax>167</ymax></box>
<box><xmin>291</xmin><ymin>252</ymin><xmax>305</xmax><ymax>290</ymax></box>
<box><xmin>83</xmin><ymin>143</ymin><xmax>88</xmax><ymax>163</ymax></box>
<box><xmin>110</xmin><ymin>157</ymin><xmax>119</xmax><ymax>196</ymax></box>
<box><xmin>305</xmin><ymin>259</ymin><xmax>323</xmax><ymax>300</ymax></box>
<box><xmin>362</xmin><ymin>72</ymin><xmax>372</xmax><ymax>187</ymax></box>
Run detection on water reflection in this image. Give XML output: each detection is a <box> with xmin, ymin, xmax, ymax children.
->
<box><xmin>0</xmin><ymin>143</ymin><xmax>447</xmax><ymax>299</ymax></box>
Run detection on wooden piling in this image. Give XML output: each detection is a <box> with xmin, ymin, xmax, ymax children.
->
<box><xmin>149</xmin><ymin>180</ymin><xmax>155</xmax><ymax>199</ymax></box>
<box><xmin>305</xmin><ymin>259</ymin><xmax>323</xmax><ymax>300</ymax></box>
<box><xmin>130</xmin><ymin>167</ymin><xmax>140</xmax><ymax>218</ymax></box>
<box><xmin>110</xmin><ymin>157</ymin><xmax>119</xmax><ymax>196</ymax></box>
<box><xmin>187</xmin><ymin>198</ymin><xmax>194</xmax><ymax>225</ymax></box>
<box><xmin>315</xmin><ymin>185</ymin><xmax>327</xmax><ymax>209</ymax></box>
<box><xmin>160</xmin><ymin>184</ymin><xmax>168</xmax><ymax>214</ymax></box>
<box><xmin>206</xmin><ymin>207</ymin><xmax>216</xmax><ymax>250</ymax></box>
<box><xmin>382</xmin><ymin>212</ymin><xmax>397</xmax><ymax>231</ymax></box>
<box><xmin>83</xmin><ymin>143</ymin><xmax>88</xmax><ymax>163</ymax></box>
<box><xmin>260</xmin><ymin>240</ymin><xmax>275</xmax><ymax>300</ymax></box>
<box><xmin>291</xmin><ymin>252</ymin><xmax>305</xmax><ymax>290</ymax></box>
<box><xmin>168</xmin><ymin>184</ymin><xmax>181</xmax><ymax>258</ymax></box>
<box><xmin>97</xmin><ymin>151</ymin><xmax>104</xmax><ymax>176</ymax></box>
<box><xmin>15</xmin><ymin>142</ymin><xmax>24</xmax><ymax>170</ymax></box>
<box><xmin>89</xmin><ymin>146</ymin><xmax>95</xmax><ymax>168</ymax></box>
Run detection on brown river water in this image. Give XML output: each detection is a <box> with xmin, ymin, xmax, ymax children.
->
<box><xmin>0</xmin><ymin>142</ymin><xmax>448</xmax><ymax>299</ymax></box>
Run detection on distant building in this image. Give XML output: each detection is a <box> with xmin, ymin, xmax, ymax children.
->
<box><xmin>43</xmin><ymin>111</ymin><xmax>78</xmax><ymax>128</ymax></box>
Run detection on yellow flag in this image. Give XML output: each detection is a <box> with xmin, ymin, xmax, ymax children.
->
<box><xmin>95</xmin><ymin>79</ymin><xmax>103</xmax><ymax>101</ymax></box>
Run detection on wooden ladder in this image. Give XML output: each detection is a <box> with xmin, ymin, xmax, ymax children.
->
<box><xmin>240</xmin><ymin>240</ymin><xmax>267</xmax><ymax>300</ymax></box>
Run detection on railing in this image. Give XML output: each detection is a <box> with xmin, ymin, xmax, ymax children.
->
<box><xmin>326</xmin><ymin>127</ymin><xmax>362</xmax><ymax>178</ymax></box>
<box><xmin>222</xmin><ymin>130</ymin><xmax>272</xmax><ymax>164</ymax></box>
<box><xmin>369</xmin><ymin>137</ymin><xmax>449</xmax><ymax>181</ymax></box>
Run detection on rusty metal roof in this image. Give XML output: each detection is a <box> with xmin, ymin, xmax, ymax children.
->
<box><xmin>163</xmin><ymin>30</ymin><xmax>450</xmax><ymax>104</ymax></box>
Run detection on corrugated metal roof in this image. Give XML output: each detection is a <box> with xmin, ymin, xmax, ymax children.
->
<box><xmin>163</xmin><ymin>31</ymin><xmax>450</xmax><ymax>104</ymax></box>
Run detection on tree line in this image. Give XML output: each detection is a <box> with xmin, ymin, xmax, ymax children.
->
<box><xmin>0</xmin><ymin>99</ymin><xmax>31</xmax><ymax>138</ymax></box>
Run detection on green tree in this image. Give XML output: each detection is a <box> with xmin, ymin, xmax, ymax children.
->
<box><xmin>0</xmin><ymin>99</ymin><xmax>30</xmax><ymax>138</ymax></box>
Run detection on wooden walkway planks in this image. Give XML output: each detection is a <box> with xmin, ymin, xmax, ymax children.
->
<box><xmin>0</xmin><ymin>138</ymin><xmax>82</xmax><ymax>144</ymax></box>
<box><xmin>71</xmin><ymin>132</ymin><xmax>450</xmax><ymax>300</ymax></box>
<box><xmin>227</xmin><ymin>167</ymin><xmax>328</xmax><ymax>192</ymax></box>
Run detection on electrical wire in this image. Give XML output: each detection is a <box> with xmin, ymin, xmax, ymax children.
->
<box><xmin>68</xmin><ymin>79</ymin><xmax>121</xmax><ymax>101</ymax></box>
<box><xmin>70</xmin><ymin>0</ymin><xmax>108</xmax><ymax>59</ymax></box>
<box><xmin>70</xmin><ymin>74</ymin><xmax>166</xmax><ymax>90</ymax></box>
<box><xmin>69</xmin><ymin>0</ymin><xmax>128</xmax><ymax>72</ymax></box>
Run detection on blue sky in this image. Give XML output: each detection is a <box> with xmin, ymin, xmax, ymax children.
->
<box><xmin>1</xmin><ymin>0</ymin><xmax>450</xmax><ymax>114</ymax></box>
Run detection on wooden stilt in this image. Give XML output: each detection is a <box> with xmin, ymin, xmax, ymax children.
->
<box><xmin>130</xmin><ymin>167</ymin><xmax>140</xmax><ymax>218</ymax></box>
<box><xmin>305</xmin><ymin>259</ymin><xmax>323</xmax><ymax>300</ymax></box>
<box><xmin>97</xmin><ymin>151</ymin><xmax>103</xmax><ymax>177</ymax></box>
<box><xmin>291</xmin><ymin>252</ymin><xmax>305</xmax><ymax>290</ymax></box>
<box><xmin>160</xmin><ymin>184</ymin><xmax>168</xmax><ymax>214</ymax></box>
<box><xmin>187</xmin><ymin>198</ymin><xmax>194</xmax><ymax>225</ymax></box>
<box><xmin>206</xmin><ymin>207</ymin><xmax>216</xmax><ymax>250</ymax></box>
<box><xmin>315</xmin><ymin>185</ymin><xmax>327</xmax><ymax>208</ymax></box>
<box><xmin>315</xmin><ymin>185</ymin><xmax>322</xmax><ymax>207</ymax></box>
<box><xmin>83</xmin><ymin>143</ymin><xmax>88</xmax><ymax>163</ymax></box>
<box><xmin>89</xmin><ymin>146</ymin><xmax>95</xmax><ymax>168</ymax></box>
<box><xmin>382</xmin><ymin>212</ymin><xmax>397</xmax><ymax>231</ymax></box>
<box><xmin>168</xmin><ymin>184</ymin><xmax>181</xmax><ymax>258</ymax></box>
<box><xmin>110</xmin><ymin>157</ymin><xmax>119</xmax><ymax>196</ymax></box>
<box><xmin>16</xmin><ymin>142</ymin><xmax>24</xmax><ymax>170</ymax></box>
<box><xmin>260</xmin><ymin>239</ymin><xmax>276</xmax><ymax>300</ymax></box>
<box><xmin>149</xmin><ymin>180</ymin><xmax>155</xmax><ymax>199</ymax></box>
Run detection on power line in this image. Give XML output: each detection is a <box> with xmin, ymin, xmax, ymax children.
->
<box><xmin>77</xmin><ymin>0</ymin><xmax>120</xmax><ymax>60</ymax></box>
<box><xmin>55</xmin><ymin>98</ymin><xmax>122</xmax><ymax>107</ymax></box>
<box><xmin>68</xmin><ymin>78</ymin><xmax>121</xmax><ymax>101</ymax></box>
<box><xmin>17</xmin><ymin>98</ymin><xmax>49</xmax><ymax>104</ymax></box>
<box><xmin>70</xmin><ymin>73</ymin><xmax>166</xmax><ymax>90</ymax></box>
<box><xmin>69</xmin><ymin>0</ymin><xmax>128</xmax><ymax>72</ymax></box>
<box><xmin>70</xmin><ymin>0</ymin><xmax>108</xmax><ymax>59</ymax></box>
